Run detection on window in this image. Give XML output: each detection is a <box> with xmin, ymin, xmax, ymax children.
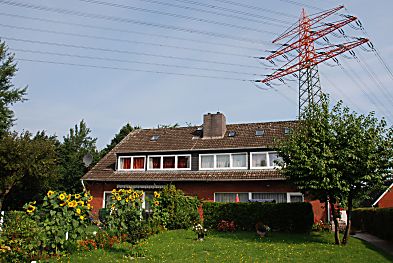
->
<box><xmin>284</xmin><ymin>127</ymin><xmax>292</xmax><ymax>135</ymax></box>
<box><xmin>103</xmin><ymin>192</ymin><xmax>113</xmax><ymax>208</ymax></box>
<box><xmin>150</xmin><ymin>135</ymin><xmax>160</xmax><ymax>141</ymax></box>
<box><xmin>148</xmin><ymin>155</ymin><xmax>192</xmax><ymax>170</ymax></box>
<box><xmin>215</xmin><ymin>193</ymin><xmax>249</xmax><ymax>202</ymax></box>
<box><xmin>201</xmin><ymin>155</ymin><xmax>214</xmax><ymax>169</ymax></box>
<box><xmin>251</xmin><ymin>152</ymin><xmax>282</xmax><ymax>169</ymax></box>
<box><xmin>232</xmin><ymin>153</ymin><xmax>247</xmax><ymax>168</ymax></box>
<box><xmin>255</xmin><ymin>130</ymin><xmax>265</xmax><ymax>136</ymax></box>
<box><xmin>216</xmin><ymin>154</ymin><xmax>230</xmax><ymax>168</ymax></box>
<box><xmin>251</xmin><ymin>153</ymin><xmax>267</xmax><ymax>168</ymax></box>
<box><xmin>228</xmin><ymin>131</ymin><xmax>236</xmax><ymax>137</ymax></box>
<box><xmin>289</xmin><ymin>194</ymin><xmax>303</xmax><ymax>203</ymax></box>
<box><xmin>252</xmin><ymin>193</ymin><xmax>287</xmax><ymax>203</ymax></box>
<box><xmin>118</xmin><ymin>156</ymin><xmax>145</xmax><ymax>171</ymax></box>
<box><xmin>199</xmin><ymin>153</ymin><xmax>247</xmax><ymax>170</ymax></box>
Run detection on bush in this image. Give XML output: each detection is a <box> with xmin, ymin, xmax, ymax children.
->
<box><xmin>152</xmin><ymin>185</ymin><xmax>200</xmax><ymax>230</ymax></box>
<box><xmin>352</xmin><ymin>208</ymin><xmax>393</xmax><ymax>241</ymax></box>
<box><xmin>203</xmin><ymin>202</ymin><xmax>313</xmax><ymax>233</ymax></box>
<box><xmin>0</xmin><ymin>211</ymin><xmax>45</xmax><ymax>262</ymax></box>
<box><xmin>98</xmin><ymin>208</ymin><xmax>110</xmax><ymax>225</ymax></box>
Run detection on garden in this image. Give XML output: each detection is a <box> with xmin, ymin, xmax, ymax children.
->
<box><xmin>0</xmin><ymin>185</ymin><xmax>392</xmax><ymax>262</ymax></box>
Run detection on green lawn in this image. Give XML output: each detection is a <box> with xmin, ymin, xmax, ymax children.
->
<box><xmin>51</xmin><ymin>230</ymin><xmax>393</xmax><ymax>262</ymax></box>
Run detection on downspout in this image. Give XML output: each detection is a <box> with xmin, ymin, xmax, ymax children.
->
<box><xmin>81</xmin><ymin>179</ymin><xmax>86</xmax><ymax>191</ymax></box>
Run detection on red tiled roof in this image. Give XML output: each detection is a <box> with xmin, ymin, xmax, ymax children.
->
<box><xmin>83</xmin><ymin>169</ymin><xmax>285</xmax><ymax>181</ymax></box>
<box><xmin>82</xmin><ymin>120</ymin><xmax>296</xmax><ymax>182</ymax></box>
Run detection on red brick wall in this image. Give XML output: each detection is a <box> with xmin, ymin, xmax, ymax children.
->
<box><xmin>86</xmin><ymin>181</ymin><xmax>326</xmax><ymax>222</ymax></box>
<box><xmin>377</xmin><ymin>187</ymin><xmax>393</xmax><ymax>208</ymax></box>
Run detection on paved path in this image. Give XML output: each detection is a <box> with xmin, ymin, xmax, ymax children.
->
<box><xmin>352</xmin><ymin>232</ymin><xmax>393</xmax><ymax>258</ymax></box>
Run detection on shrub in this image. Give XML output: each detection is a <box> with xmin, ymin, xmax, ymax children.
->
<box><xmin>203</xmin><ymin>202</ymin><xmax>313</xmax><ymax>233</ymax></box>
<box><xmin>217</xmin><ymin>220</ymin><xmax>236</xmax><ymax>232</ymax></box>
<box><xmin>0</xmin><ymin>211</ymin><xmax>45</xmax><ymax>262</ymax></box>
<box><xmin>352</xmin><ymin>208</ymin><xmax>393</xmax><ymax>241</ymax></box>
<box><xmin>151</xmin><ymin>185</ymin><xmax>200</xmax><ymax>230</ymax></box>
<box><xmin>98</xmin><ymin>208</ymin><xmax>110</xmax><ymax>225</ymax></box>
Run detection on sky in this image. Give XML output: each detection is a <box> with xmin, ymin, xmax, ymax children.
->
<box><xmin>1</xmin><ymin>0</ymin><xmax>392</xmax><ymax>149</ymax></box>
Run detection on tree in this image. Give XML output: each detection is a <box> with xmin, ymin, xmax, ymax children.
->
<box><xmin>0</xmin><ymin>40</ymin><xmax>27</xmax><ymax>135</ymax></box>
<box><xmin>58</xmin><ymin>120</ymin><xmax>98</xmax><ymax>193</ymax></box>
<box><xmin>100</xmin><ymin>123</ymin><xmax>140</xmax><ymax>158</ymax></box>
<box><xmin>0</xmin><ymin>131</ymin><xmax>58</xmax><ymax>211</ymax></box>
<box><xmin>278</xmin><ymin>95</ymin><xmax>393</xmax><ymax>245</ymax></box>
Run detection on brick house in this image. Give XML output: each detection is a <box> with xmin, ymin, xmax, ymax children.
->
<box><xmin>82</xmin><ymin>112</ymin><xmax>325</xmax><ymax>222</ymax></box>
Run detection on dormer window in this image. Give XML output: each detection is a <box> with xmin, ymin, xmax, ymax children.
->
<box><xmin>284</xmin><ymin>128</ymin><xmax>292</xmax><ymax>135</ymax></box>
<box><xmin>118</xmin><ymin>156</ymin><xmax>146</xmax><ymax>171</ymax></box>
<box><xmin>150</xmin><ymin>135</ymin><xmax>160</xmax><ymax>141</ymax></box>
<box><xmin>148</xmin><ymin>155</ymin><xmax>191</xmax><ymax>170</ymax></box>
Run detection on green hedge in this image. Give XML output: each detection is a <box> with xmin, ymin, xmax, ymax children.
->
<box><xmin>352</xmin><ymin>208</ymin><xmax>393</xmax><ymax>241</ymax></box>
<box><xmin>203</xmin><ymin>202</ymin><xmax>314</xmax><ymax>233</ymax></box>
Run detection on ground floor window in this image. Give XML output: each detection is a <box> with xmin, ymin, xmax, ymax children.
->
<box><xmin>103</xmin><ymin>192</ymin><xmax>113</xmax><ymax>208</ymax></box>
<box><xmin>102</xmin><ymin>191</ymin><xmax>156</xmax><ymax>211</ymax></box>
<box><xmin>214</xmin><ymin>192</ymin><xmax>303</xmax><ymax>203</ymax></box>
<box><xmin>214</xmin><ymin>193</ymin><xmax>248</xmax><ymax>202</ymax></box>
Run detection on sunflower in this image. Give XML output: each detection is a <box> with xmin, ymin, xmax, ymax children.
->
<box><xmin>74</xmin><ymin>194</ymin><xmax>81</xmax><ymax>199</ymax></box>
<box><xmin>26</xmin><ymin>205</ymin><xmax>36</xmax><ymax>213</ymax></box>
<box><xmin>60</xmin><ymin>201</ymin><xmax>67</xmax><ymax>207</ymax></box>
<box><xmin>87</xmin><ymin>203</ymin><xmax>92</xmax><ymax>210</ymax></box>
<box><xmin>47</xmin><ymin>190</ymin><xmax>55</xmax><ymax>198</ymax></box>
<box><xmin>80</xmin><ymin>215</ymin><xmax>85</xmax><ymax>220</ymax></box>
<box><xmin>84</xmin><ymin>192</ymin><xmax>89</xmax><ymax>198</ymax></box>
<box><xmin>58</xmin><ymin>193</ymin><xmax>66</xmax><ymax>200</ymax></box>
<box><xmin>125</xmin><ymin>198</ymin><xmax>129</xmax><ymax>203</ymax></box>
<box><xmin>78</xmin><ymin>201</ymin><xmax>84</xmax><ymax>206</ymax></box>
<box><xmin>67</xmin><ymin>194</ymin><xmax>72</xmax><ymax>201</ymax></box>
<box><xmin>116</xmin><ymin>196</ymin><xmax>122</xmax><ymax>201</ymax></box>
<box><xmin>111</xmin><ymin>189</ymin><xmax>117</xmax><ymax>194</ymax></box>
<box><xmin>154</xmin><ymin>201</ymin><xmax>160</xmax><ymax>206</ymax></box>
<box><xmin>76</xmin><ymin>208</ymin><xmax>81</xmax><ymax>214</ymax></box>
<box><xmin>126</xmin><ymin>189</ymin><xmax>132</xmax><ymax>194</ymax></box>
<box><xmin>68</xmin><ymin>200</ymin><xmax>77</xmax><ymax>208</ymax></box>
<box><xmin>88</xmin><ymin>196</ymin><xmax>93</xmax><ymax>202</ymax></box>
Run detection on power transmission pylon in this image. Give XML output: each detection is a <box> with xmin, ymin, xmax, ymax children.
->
<box><xmin>256</xmin><ymin>6</ymin><xmax>369</xmax><ymax>117</ymax></box>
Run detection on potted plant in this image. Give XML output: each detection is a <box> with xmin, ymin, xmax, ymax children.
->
<box><xmin>255</xmin><ymin>222</ymin><xmax>271</xmax><ymax>237</ymax></box>
<box><xmin>192</xmin><ymin>223</ymin><xmax>207</xmax><ymax>241</ymax></box>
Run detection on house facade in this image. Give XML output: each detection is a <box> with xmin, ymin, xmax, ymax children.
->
<box><xmin>82</xmin><ymin>112</ymin><xmax>325</xmax><ymax>222</ymax></box>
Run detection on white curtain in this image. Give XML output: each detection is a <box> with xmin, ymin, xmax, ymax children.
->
<box><xmin>216</xmin><ymin>155</ymin><xmax>230</xmax><ymax>168</ymax></box>
<box><xmin>232</xmin><ymin>154</ymin><xmax>247</xmax><ymax>168</ymax></box>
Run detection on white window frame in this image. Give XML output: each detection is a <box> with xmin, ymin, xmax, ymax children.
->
<box><xmin>199</xmin><ymin>153</ymin><xmax>248</xmax><ymax>170</ymax></box>
<box><xmin>250</xmin><ymin>151</ymin><xmax>282</xmax><ymax>169</ymax></box>
<box><xmin>214</xmin><ymin>192</ymin><xmax>249</xmax><ymax>202</ymax></box>
<box><xmin>147</xmin><ymin>154</ymin><xmax>192</xmax><ymax>171</ymax></box>
<box><xmin>287</xmin><ymin>192</ymin><xmax>304</xmax><ymax>203</ymax></box>
<box><xmin>103</xmin><ymin>191</ymin><xmax>113</xmax><ymax>208</ymax></box>
<box><xmin>118</xmin><ymin>156</ymin><xmax>146</xmax><ymax>171</ymax></box>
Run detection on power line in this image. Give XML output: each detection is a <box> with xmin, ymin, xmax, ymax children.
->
<box><xmin>86</xmin><ymin>0</ymin><xmax>289</xmax><ymax>28</ymax></box>
<box><xmin>0</xmin><ymin>12</ymin><xmax>267</xmax><ymax>51</ymax></box>
<box><xmin>12</xmin><ymin>48</ymin><xmax>268</xmax><ymax>76</ymax></box>
<box><xmin>0</xmin><ymin>0</ymin><xmax>274</xmax><ymax>44</ymax></box>
<box><xmin>0</xmin><ymin>23</ymin><xmax>259</xmax><ymax>58</ymax></box>
<box><xmin>75</xmin><ymin>0</ymin><xmax>278</xmax><ymax>35</ymax></box>
<box><xmin>16</xmin><ymin>58</ymin><xmax>251</xmax><ymax>81</ymax></box>
<box><xmin>2</xmin><ymin>36</ymin><xmax>264</xmax><ymax>69</ymax></box>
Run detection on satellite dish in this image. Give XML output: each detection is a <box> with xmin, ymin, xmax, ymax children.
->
<box><xmin>83</xmin><ymin>153</ymin><xmax>93</xmax><ymax>167</ymax></box>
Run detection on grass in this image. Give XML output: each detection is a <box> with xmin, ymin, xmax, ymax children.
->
<box><xmin>50</xmin><ymin>230</ymin><xmax>393</xmax><ymax>262</ymax></box>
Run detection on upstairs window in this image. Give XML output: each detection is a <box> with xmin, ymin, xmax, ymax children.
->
<box><xmin>200</xmin><ymin>153</ymin><xmax>247</xmax><ymax>170</ymax></box>
<box><xmin>148</xmin><ymin>155</ymin><xmax>191</xmax><ymax>170</ymax></box>
<box><xmin>118</xmin><ymin>156</ymin><xmax>145</xmax><ymax>171</ymax></box>
<box><xmin>251</xmin><ymin>151</ymin><xmax>282</xmax><ymax>169</ymax></box>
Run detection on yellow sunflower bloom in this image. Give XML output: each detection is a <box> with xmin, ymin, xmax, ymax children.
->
<box><xmin>47</xmin><ymin>190</ymin><xmax>55</xmax><ymax>198</ymax></box>
<box><xmin>76</xmin><ymin>208</ymin><xmax>81</xmax><ymax>214</ymax></box>
<box><xmin>26</xmin><ymin>205</ymin><xmax>36</xmax><ymax>213</ymax></box>
<box><xmin>88</xmin><ymin>196</ymin><xmax>93</xmax><ymax>202</ymax></box>
<box><xmin>111</xmin><ymin>189</ymin><xmax>117</xmax><ymax>194</ymax></box>
<box><xmin>60</xmin><ymin>201</ymin><xmax>67</xmax><ymax>207</ymax></box>
<box><xmin>80</xmin><ymin>215</ymin><xmax>85</xmax><ymax>220</ymax></box>
<box><xmin>87</xmin><ymin>203</ymin><xmax>92</xmax><ymax>210</ymax></box>
<box><xmin>84</xmin><ymin>192</ymin><xmax>88</xmax><ymax>197</ymax></box>
<box><xmin>154</xmin><ymin>201</ymin><xmax>160</xmax><ymax>206</ymax></box>
<box><xmin>68</xmin><ymin>200</ymin><xmax>77</xmax><ymax>208</ymax></box>
<box><xmin>67</xmin><ymin>194</ymin><xmax>71</xmax><ymax>201</ymax></box>
<box><xmin>78</xmin><ymin>201</ymin><xmax>84</xmax><ymax>206</ymax></box>
<box><xmin>125</xmin><ymin>198</ymin><xmax>129</xmax><ymax>203</ymax></box>
<box><xmin>58</xmin><ymin>193</ymin><xmax>66</xmax><ymax>200</ymax></box>
<box><xmin>126</xmin><ymin>189</ymin><xmax>132</xmax><ymax>194</ymax></box>
<box><xmin>116</xmin><ymin>196</ymin><xmax>122</xmax><ymax>201</ymax></box>
<box><xmin>74</xmin><ymin>194</ymin><xmax>81</xmax><ymax>199</ymax></box>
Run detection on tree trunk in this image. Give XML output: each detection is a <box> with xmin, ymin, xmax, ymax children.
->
<box><xmin>330</xmin><ymin>201</ymin><xmax>341</xmax><ymax>245</ymax></box>
<box><xmin>342</xmin><ymin>194</ymin><xmax>353</xmax><ymax>245</ymax></box>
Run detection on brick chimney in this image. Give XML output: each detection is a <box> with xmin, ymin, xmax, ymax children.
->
<box><xmin>203</xmin><ymin>112</ymin><xmax>227</xmax><ymax>139</ymax></box>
